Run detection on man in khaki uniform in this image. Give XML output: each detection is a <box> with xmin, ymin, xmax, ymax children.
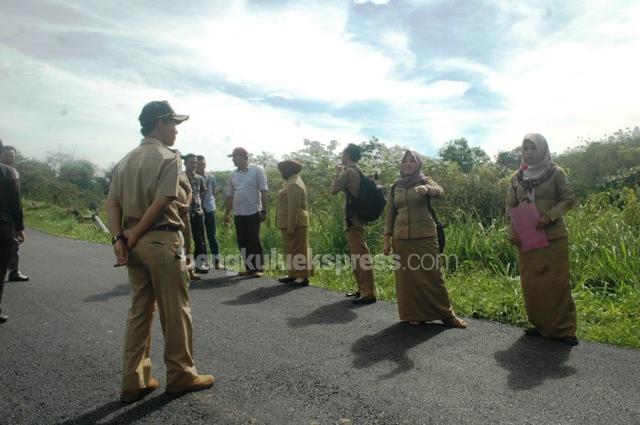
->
<box><xmin>107</xmin><ymin>100</ymin><xmax>214</xmax><ymax>404</ymax></box>
<box><xmin>331</xmin><ymin>143</ymin><xmax>376</xmax><ymax>304</ymax></box>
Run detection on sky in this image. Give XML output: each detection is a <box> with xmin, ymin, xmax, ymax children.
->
<box><xmin>1</xmin><ymin>0</ymin><xmax>639</xmax><ymax>171</ymax></box>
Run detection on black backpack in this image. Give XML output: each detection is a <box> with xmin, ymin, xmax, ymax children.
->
<box><xmin>347</xmin><ymin>168</ymin><xmax>387</xmax><ymax>223</ymax></box>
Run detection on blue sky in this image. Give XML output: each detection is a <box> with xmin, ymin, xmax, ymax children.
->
<box><xmin>1</xmin><ymin>0</ymin><xmax>639</xmax><ymax>171</ymax></box>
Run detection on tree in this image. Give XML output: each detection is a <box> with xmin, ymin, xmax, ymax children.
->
<box><xmin>496</xmin><ymin>147</ymin><xmax>522</xmax><ymax>170</ymax></box>
<box><xmin>58</xmin><ymin>159</ymin><xmax>97</xmax><ymax>191</ymax></box>
<box><xmin>439</xmin><ymin>138</ymin><xmax>489</xmax><ymax>173</ymax></box>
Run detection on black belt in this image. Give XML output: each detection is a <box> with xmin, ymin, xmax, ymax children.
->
<box><xmin>149</xmin><ymin>225</ymin><xmax>180</xmax><ymax>232</ymax></box>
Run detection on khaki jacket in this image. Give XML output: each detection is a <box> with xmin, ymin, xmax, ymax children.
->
<box><xmin>108</xmin><ymin>138</ymin><xmax>182</xmax><ymax>230</ymax></box>
<box><xmin>506</xmin><ymin>166</ymin><xmax>576</xmax><ymax>240</ymax></box>
<box><xmin>276</xmin><ymin>174</ymin><xmax>309</xmax><ymax>233</ymax></box>
<box><xmin>384</xmin><ymin>178</ymin><xmax>443</xmax><ymax>239</ymax></box>
<box><xmin>330</xmin><ymin>165</ymin><xmax>364</xmax><ymax>229</ymax></box>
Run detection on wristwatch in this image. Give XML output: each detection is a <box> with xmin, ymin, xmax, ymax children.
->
<box><xmin>111</xmin><ymin>234</ymin><xmax>127</xmax><ymax>245</ymax></box>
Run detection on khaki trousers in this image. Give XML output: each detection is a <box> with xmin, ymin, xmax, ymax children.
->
<box><xmin>121</xmin><ymin>230</ymin><xmax>199</xmax><ymax>391</ymax></box>
<box><xmin>345</xmin><ymin>227</ymin><xmax>375</xmax><ymax>298</ymax></box>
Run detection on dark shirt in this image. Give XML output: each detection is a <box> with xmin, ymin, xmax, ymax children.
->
<box><xmin>0</xmin><ymin>163</ymin><xmax>24</xmax><ymax>231</ymax></box>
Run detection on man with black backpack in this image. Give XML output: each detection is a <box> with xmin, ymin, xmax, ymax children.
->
<box><xmin>331</xmin><ymin>143</ymin><xmax>380</xmax><ymax>305</ymax></box>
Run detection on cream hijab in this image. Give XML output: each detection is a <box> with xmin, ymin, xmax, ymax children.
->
<box><xmin>520</xmin><ymin>133</ymin><xmax>553</xmax><ymax>202</ymax></box>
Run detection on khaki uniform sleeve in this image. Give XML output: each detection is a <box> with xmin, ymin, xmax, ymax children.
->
<box><xmin>155</xmin><ymin>157</ymin><xmax>180</xmax><ymax>199</ymax></box>
<box><xmin>287</xmin><ymin>183</ymin><xmax>301</xmax><ymax>234</ymax></box>
<box><xmin>107</xmin><ymin>163</ymin><xmax>121</xmax><ymax>202</ymax></box>
<box><xmin>331</xmin><ymin>169</ymin><xmax>349</xmax><ymax>195</ymax></box>
<box><xmin>505</xmin><ymin>175</ymin><xmax>519</xmax><ymax>240</ymax></box>
<box><xmin>544</xmin><ymin>168</ymin><xmax>576</xmax><ymax>221</ymax></box>
<box><xmin>424</xmin><ymin>177</ymin><xmax>444</xmax><ymax>198</ymax></box>
<box><xmin>383</xmin><ymin>185</ymin><xmax>397</xmax><ymax>236</ymax></box>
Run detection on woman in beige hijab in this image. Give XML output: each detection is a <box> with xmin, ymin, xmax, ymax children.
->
<box><xmin>276</xmin><ymin>160</ymin><xmax>313</xmax><ymax>286</ymax></box>
<box><xmin>383</xmin><ymin>151</ymin><xmax>466</xmax><ymax>328</ymax></box>
<box><xmin>507</xmin><ymin>133</ymin><xmax>578</xmax><ymax>345</ymax></box>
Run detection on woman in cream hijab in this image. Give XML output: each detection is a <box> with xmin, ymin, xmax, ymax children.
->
<box><xmin>507</xmin><ymin>133</ymin><xmax>578</xmax><ymax>345</ymax></box>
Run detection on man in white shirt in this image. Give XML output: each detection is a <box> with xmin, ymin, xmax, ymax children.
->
<box><xmin>224</xmin><ymin>147</ymin><xmax>268</xmax><ymax>277</ymax></box>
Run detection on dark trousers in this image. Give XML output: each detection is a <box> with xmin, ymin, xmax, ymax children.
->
<box><xmin>190</xmin><ymin>212</ymin><xmax>208</xmax><ymax>269</ymax></box>
<box><xmin>203</xmin><ymin>211</ymin><xmax>220</xmax><ymax>261</ymax></box>
<box><xmin>0</xmin><ymin>221</ymin><xmax>14</xmax><ymax>313</ymax></box>
<box><xmin>8</xmin><ymin>236</ymin><xmax>19</xmax><ymax>271</ymax></box>
<box><xmin>234</xmin><ymin>213</ymin><xmax>263</xmax><ymax>272</ymax></box>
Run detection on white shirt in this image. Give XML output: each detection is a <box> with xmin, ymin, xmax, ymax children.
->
<box><xmin>226</xmin><ymin>164</ymin><xmax>268</xmax><ymax>216</ymax></box>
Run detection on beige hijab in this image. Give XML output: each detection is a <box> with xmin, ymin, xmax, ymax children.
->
<box><xmin>520</xmin><ymin>133</ymin><xmax>554</xmax><ymax>202</ymax></box>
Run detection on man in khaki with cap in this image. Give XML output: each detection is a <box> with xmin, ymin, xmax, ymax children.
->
<box><xmin>107</xmin><ymin>100</ymin><xmax>214</xmax><ymax>404</ymax></box>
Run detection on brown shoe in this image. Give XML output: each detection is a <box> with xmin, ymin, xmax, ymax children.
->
<box><xmin>120</xmin><ymin>377</ymin><xmax>160</xmax><ymax>404</ymax></box>
<box><xmin>238</xmin><ymin>270</ymin><xmax>263</xmax><ymax>278</ymax></box>
<box><xmin>188</xmin><ymin>270</ymin><xmax>201</xmax><ymax>281</ymax></box>
<box><xmin>166</xmin><ymin>374</ymin><xmax>215</xmax><ymax>394</ymax></box>
<box><xmin>442</xmin><ymin>316</ymin><xmax>467</xmax><ymax>329</ymax></box>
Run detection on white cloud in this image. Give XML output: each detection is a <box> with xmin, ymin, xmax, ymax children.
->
<box><xmin>354</xmin><ymin>0</ymin><xmax>391</xmax><ymax>5</ymax></box>
<box><xmin>0</xmin><ymin>46</ymin><xmax>363</xmax><ymax>171</ymax></box>
<box><xmin>482</xmin><ymin>1</ymin><xmax>640</xmax><ymax>154</ymax></box>
<box><xmin>181</xmin><ymin>3</ymin><xmax>465</xmax><ymax>105</ymax></box>
<box><xmin>1</xmin><ymin>0</ymin><xmax>639</xmax><ymax>169</ymax></box>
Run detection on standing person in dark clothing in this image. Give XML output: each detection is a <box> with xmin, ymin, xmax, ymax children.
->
<box><xmin>1</xmin><ymin>146</ymin><xmax>28</xmax><ymax>282</ymax></box>
<box><xmin>0</xmin><ymin>138</ymin><xmax>25</xmax><ymax>323</ymax></box>
<box><xmin>196</xmin><ymin>155</ymin><xmax>222</xmax><ymax>270</ymax></box>
<box><xmin>183</xmin><ymin>153</ymin><xmax>209</xmax><ymax>274</ymax></box>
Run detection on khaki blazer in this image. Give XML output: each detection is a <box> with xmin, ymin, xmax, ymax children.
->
<box><xmin>384</xmin><ymin>178</ymin><xmax>443</xmax><ymax>239</ymax></box>
<box><xmin>108</xmin><ymin>138</ymin><xmax>182</xmax><ymax>230</ymax></box>
<box><xmin>506</xmin><ymin>166</ymin><xmax>576</xmax><ymax>240</ymax></box>
<box><xmin>330</xmin><ymin>165</ymin><xmax>365</xmax><ymax>229</ymax></box>
<box><xmin>276</xmin><ymin>174</ymin><xmax>309</xmax><ymax>233</ymax></box>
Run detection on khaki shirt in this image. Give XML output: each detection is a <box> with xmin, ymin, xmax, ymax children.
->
<box><xmin>107</xmin><ymin>138</ymin><xmax>182</xmax><ymax>230</ymax></box>
<box><xmin>384</xmin><ymin>179</ymin><xmax>443</xmax><ymax>239</ymax></box>
<box><xmin>506</xmin><ymin>166</ymin><xmax>576</xmax><ymax>240</ymax></box>
<box><xmin>175</xmin><ymin>172</ymin><xmax>192</xmax><ymax>229</ymax></box>
<box><xmin>276</xmin><ymin>174</ymin><xmax>309</xmax><ymax>233</ymax></box>
<box><xmin>330</xmin><ymin>165</ymin><xmax>364</xmax><ymax>229</ymax></box>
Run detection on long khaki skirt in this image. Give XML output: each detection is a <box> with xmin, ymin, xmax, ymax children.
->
<box><xmin>281</xmin><ymin>227</ymin><xmax>314</xmax><ymax>279</ymax></box>
<box><xmin>393</xmin><ymin>237</ymin><xmax>454</xmax><ymax>322</ymax></box>
<box><xmin>518</xmin><ymin>237</ymin><xmax>577</xmax><ymax>338</ymax></box>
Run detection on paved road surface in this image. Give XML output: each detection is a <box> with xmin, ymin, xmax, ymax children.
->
<box><xmin>1</xmin><ymin>230</ymin><xmax>639</xmax><ymax>424</ymax></box>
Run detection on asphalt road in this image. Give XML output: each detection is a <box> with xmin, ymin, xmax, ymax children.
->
<box><xmin>0</xmin><ymin>230</ymin><xmax>639</xmax><ymax>425</ymax></box>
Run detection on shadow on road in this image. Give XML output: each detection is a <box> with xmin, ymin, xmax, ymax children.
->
<box><xmin>58</xmin><ymin>393</ymin><xmax>185</xmax><ymax>424</ymax></box>
<box><xmin>84</xmin><ymin>284</ymin><xmax>130</xmax><ymax>302</ymax></box>
<box><xmin>351</xmin><ymin>322</ymin><xmax>446</xmax><ymax>380</ymax></box>
<box><xmin>189</xmin><ymin>274</ymin><xmax>246</xmax><ymax>290</ymax></box>
<box><xmin>494</xmin><ymin>335</ymin><xmax>577</xmax><ymax>390</ymax></box>
<box><xmin>286</xmin><ymin>299</ymin><xmax>361</xmax><ymax>328</ymax></box>
<box><xmin>84</xmin><ymin>273</ymin><xmax>253</xmax><ymax>301</ymax></box>
<box><xmin>223</xmin><ymin>282</ymin><xmax>305</xmax><ymax>305</ymax></box>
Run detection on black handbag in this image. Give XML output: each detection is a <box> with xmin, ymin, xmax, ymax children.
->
<box><xmin>426</xmin><ymin>196</ymin><xmax>446</xmax><ymax>253</ymax></box>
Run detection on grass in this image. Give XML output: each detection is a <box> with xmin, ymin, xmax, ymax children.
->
<box><xmin>23</xmin><ymin>194</ymin><xmax>640</xmax><ymax>350</ymax></box>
